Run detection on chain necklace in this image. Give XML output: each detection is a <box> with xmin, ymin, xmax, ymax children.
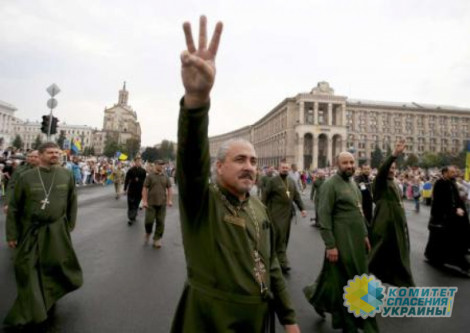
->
<box><xmin>213</xmin><ymin>184</ymin><xmax>269</xmax><ymax>297</ymax></box>
<box><xmin>280</xmin><ymin>176</ymin><xmax>290</xmax><ymax>198</ymax></box>
<box><xmin>37</xmin><ymin>167</ymin><xmax>57</xmax><ymax>210</ymax></box>
<box><xmin>350</xmin><ymin>177</ymin><xmax>364</xmax><ymax>217</ymax></box>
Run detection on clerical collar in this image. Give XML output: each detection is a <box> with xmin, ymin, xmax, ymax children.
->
<box><xmin>216</xmin><ymin>183</ymin><xmax>250</xmax><ymax>207</ymax></box>
<box><xmin>39</xmin><ymin>165</ymin><xmax>58</xmax><ymax>172</ymax></box>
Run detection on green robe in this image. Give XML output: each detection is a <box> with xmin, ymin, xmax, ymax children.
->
<box><xmin>369</xmin><ymin>155</ymin><xmax>415</xmax><ymax>287</ymax></box>
<box><xmin>303</xmin><ymin>173</ymin><xmax>378</xmax><ymax>332</ymax></box>
<box><xmin>262</xmin><ymin>175</ymin><xmax>305</xmax><ymax>268</ymax></box>
<box><xmin>5</xmin><ymin>163</ymin><xmax>33</xmax><ymax>205</ymax></box>
<box><xmin>310</xmin><ymin>178</ymin><xmax>325</xmax><ymax>206</ymax></box>
<box><xmin>172</xmin><ymin>100</ymin><xmax>296</xmax><ymax>332</ymax></box>
<box><xmin>4</xmin><ymin>166</ymin><xmax>83</xmax><ymax>326</ymax></box>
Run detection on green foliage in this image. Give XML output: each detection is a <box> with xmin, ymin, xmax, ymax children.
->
<box><xmin>103</xmin><ymin>136</ymin><xmax>121</xmax><ymax>158</ymax></box>
<box><xmin>56</xmin><ymin>130</ymin><xmax>66</xmax><ymax>149</ymax></box>
<box><xmin>12</xmin><ymin>135</ymin><xmax>24</xmax><ymax>149</ymax></box>
<box><xmin>370</xmin><ymin>145</ymin><xmax>383</xmax><ymax>169</ymax></box>
<box><xmin>141</xmin><ymin>147</ymin><xmax>160</xmax><ymax>162</ymax></box>
<box><xmin>159</xmin><ymin>140</ymin><xmax>175</xmax><ymax>161</ymax></box>
<box><xmin>125</xmin><ymin>138</ymin><xmax>141</xmax><ymax>160</ymax></box>
<box><xmin>405</xmin><ymin>153</ymin><xmax>419</xmax><ymax>167</ymax></box>
<box><xmin>32</xmin><ymin>135</ymin><xmax>43</xmax><ymax>150</ymax></box>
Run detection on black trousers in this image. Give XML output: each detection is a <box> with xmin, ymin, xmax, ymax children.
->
<box><xmin>127</xmin><ymin>194</ymin><xmax>142</xmax><ymax>221</ymax></box>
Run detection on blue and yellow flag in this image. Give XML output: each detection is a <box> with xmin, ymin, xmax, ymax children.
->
<box><xmin>465</xmin><ymin>141</ymin><xmax>470</xmax><ymax>181</ymax></box>
<box><xmin>71</xmin><ymin>137</ymin><xmax>82</xmax><ymax>154</ymax></box>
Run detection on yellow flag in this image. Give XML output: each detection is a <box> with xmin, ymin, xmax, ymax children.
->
<box><xmin>119</xmin><ymin>153</ymin><xmax>128</xmax><ymax>161</ymax></box>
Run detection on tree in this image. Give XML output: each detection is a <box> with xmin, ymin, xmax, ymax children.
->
<box><xmin>125</xmin><ymin>138</ymin><xmax>141</xmax><ymax>160</ymax></box>
<box><xmin>32</xmin><ymin>135</ymin><xmax>43</xmax><ymax>150</ymax></box>
<box><xmin>56</xmin><ymin>130</ymin><xmax>66</xmax><ymax>149</ymax></box>
<box><xmin>405</xmin><ymin>153</ymin><xmax>419</xmax><ymax>167</ymax></box>
<box><xmin>420</xmin><ymin>152</ymin><xmax>439</xmax><ymax>169</ymax></box>
<box><xmin>370</xmin><ymin>145</ymin><xmax>383</xmax><ymax>169</ymax></box>
<box><xmin>12</xmin><ymin>134</ymin><xmax>24</xmax><ymax>150</ymax></box>
<box><xmin>385</xmin><ymin>144</ymin><xmax>392</xmax><ymax>158</ymax></box>
<box><xmin>103</xmin><ymin>136</ymin><xmax>121</xmax><ymax>158</ymax></box>
<box><xmin>159</xmin><ymin>140</ymin><xmax>176</xmax><ymax>161</ymax></box>
<box><xmin>436</xmin><ymin>152</ymin><xmax>451</xmax><ymax>168</ymax></box>
<box><xmin>83</xmin><ymin>146</ymin><xmax>96</xmax><ymax>156</ymax></box>
<box><xmin>141</xmin><ymin>147</ymin><xmax>160</xmax><ymax>162</ymax></box>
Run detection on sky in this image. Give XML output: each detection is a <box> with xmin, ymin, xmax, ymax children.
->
<box><xmin>1</xmin><ymin>0</ymin><xmax>470</xmax><ymax>147</ymax></box>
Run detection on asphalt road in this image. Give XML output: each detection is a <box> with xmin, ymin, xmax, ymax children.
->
<box><xmin>0</xmin><ymin>184</ymin><xmax>469</xmax><ymax>332</ymax></box>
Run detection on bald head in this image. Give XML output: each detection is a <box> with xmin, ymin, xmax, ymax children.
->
<box><xmin>336</xmin><ymin>151</ymin><xmax>355</xmax><ymax>178</ymax></box>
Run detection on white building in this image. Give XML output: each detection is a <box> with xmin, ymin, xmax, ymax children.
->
<box><xmin>0</xmin><ymin>100</ymin><xmax>17</xmax><ymax>150</ymax></box>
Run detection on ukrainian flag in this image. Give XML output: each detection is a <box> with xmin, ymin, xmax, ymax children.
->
<box><xmin>71</xmin><ymin>137</ymin><xmax>82</xmax><ymax>154</ymax></box>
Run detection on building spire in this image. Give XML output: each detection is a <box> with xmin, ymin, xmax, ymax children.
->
<box><xmin>118</xmin><ymin>81</ymin><xmax>129</xmax><ymax>106</ymax></box>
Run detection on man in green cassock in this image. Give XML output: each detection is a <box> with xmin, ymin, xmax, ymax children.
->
<box><xmin>171</xmin><ymin>16</ymin><xmax>299</xmax><ymax>333</ymax></box>
<box><xmin>3</xmin><ymin>150</ymin><xmax>40</xmax><ymax>214</ymax></box>
<box><xmin>4</xmin><ymin>142</ymin><xmax>83</xmax><ymax>328</ymax></box>
<box><xmin>304</xmin><ymin>152</ymin><xmax>378</xmax><ymax>332</ymax></box>
<box><xmin>310</xmin><ymin>170</ymin><xmax>325</xmax><ymax>227</ymax></box>
<box><xmin>369</xmin><ymin>140</ymin><xmax>415</xmax><ymax>287</ymax></box>
<box><xmin>262</xmin><ymin>160</ymin><xmax>307</xmax><ymax>273</ymax></box>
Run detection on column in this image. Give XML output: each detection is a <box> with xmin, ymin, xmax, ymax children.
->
<box><xmin>342</xmin><ymin>104</ymin><xmax>347</xmax><ymax>127</ymax></box>
<box><xmin>328</xmin><ymin>103</ymin><xmax>333</xmax><ymax>126</ymax></box>
<box><xmin>297</xmin><ymin>135</ymin><xmax>304</xmax><ymax>171</ymax></box>
<box><xmin>327</xmin><ymin>136</ymin><xmax>333</xmax><ymax>166</ymax></box>
<box><xmin>299</xmin><ymin>101</ymin><xmax>304</xmax><ymax>124</ymax></box>
<box><xmin>314</xmin><ymin>102</ymin><xmax>318</xmax><ymax>125</ymax></box>
<box><xmin>312</xmin><ymin>135</ymin><xmax>318</xmax><ymax>169</ymax></box>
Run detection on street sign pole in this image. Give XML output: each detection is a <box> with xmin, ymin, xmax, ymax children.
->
<box><xmin>46</xmin><ymin>84</ymin><xmax>60</xmax><ymax>141</ymax></box>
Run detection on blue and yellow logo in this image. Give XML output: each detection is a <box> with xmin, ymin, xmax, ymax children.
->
<box><xmin>343</xmin><ymin>274</ymin><xmax>384</xmax><ymax>318</ymax></box>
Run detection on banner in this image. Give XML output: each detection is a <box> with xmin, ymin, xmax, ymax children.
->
<box><xmin>71</xmin><ymin>137</ymin><xmax>82</xmax><ymax>154</ymax></box>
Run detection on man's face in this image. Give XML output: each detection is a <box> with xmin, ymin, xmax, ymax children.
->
<box><xmin>27</xmin><ymin>151</ymin><xmax>40</xmax><ymax>166</ymax></box>
<box><xmin>279</xmin><ymin>163</ymin><xmax>290</xmax><ymax>176</ymax></box>
<box><xmin>447</xmin><ymin>167</ymin><xmax>457</xmax><ymax>180</ymax></box>
<box><xmin>40</xmin><ymin>148</ymin><xmax>60</xmax><ymax>166</ymax></box>
<box><xmin>217</xmin><ymin>142</ymin><xmax>257</xmax><ymax>197</ymax></box>
<box><xmin>337</xmin><ymin>153</ymin><xmax>355</xmax><ymax>178</ymax></box>
<box><xmin>155</xmin><ymin>164</ymin><xmax>163</xmax><ymax>173</ymax></box>
<box><xmin>291</xmin><ymin>164</ymin><xmax>298</xmax><ymax>172</ymax></box>
<box><xmin>361</xmin><ymin>165</ymin><xmax>371</xmax><ymax>176</ymax></box>
<box><xmin>317</xmin><ymin>171</ymin><xmax>325</xmax><ymax>179</ymax></box>
<box><xmin>134</xmin><ymin>159</ymin><xmax>141</xmax><ymax>167</ymax></box>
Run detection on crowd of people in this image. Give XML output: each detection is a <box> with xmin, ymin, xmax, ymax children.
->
<box><xmin>3</xmin><ymin>15</ymin><xmax>470</xmax><ymax>333</ymax></box>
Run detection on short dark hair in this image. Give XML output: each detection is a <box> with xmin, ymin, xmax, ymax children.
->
<box><xmin>441</xmin><ymin>166</ymin><xmax>449</xmax><ymax>175</ymax></box>
<box><xmin>38</xmin><ymin>142</ymin><xmax>59</xmax><ymax>153</ymax></box>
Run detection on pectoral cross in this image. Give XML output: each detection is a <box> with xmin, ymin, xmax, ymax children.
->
<box><xmin>253</xmin><ymin>250</ymin><xmax>268</xmax><ymax>294</ymax></box>
<box><xmin>41</xmin><ymin>198</ymin><xmax>50</xmax><ymax>210</ymax></box>
<box><xmin>286</xmin><ymin>190</ymin><xmax>290</xmax><ymax>198</ymax></box>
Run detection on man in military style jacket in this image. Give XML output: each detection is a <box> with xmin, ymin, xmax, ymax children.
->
<box><xmin>262</xmin><ymin>161</ymin><xmax>306</xmax><ymax>272</ymax></box>
<box><xmin>171</xmin><ymin>16</ymin><xmax>299</xmax><ymax>333</ymax></box>
<box><xmin>4</xmin><ymin>142</ymin><xmax>82</xmax><ymax>327</ymax></box>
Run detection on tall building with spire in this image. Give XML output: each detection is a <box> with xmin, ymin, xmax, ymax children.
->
<box><xmin>101</xmin><ymin>82</ymin><xmax>141</xmax><ymax>151</ymax></box>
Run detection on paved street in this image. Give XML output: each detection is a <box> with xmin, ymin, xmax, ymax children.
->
<box><xmin>1</xmin><ymin>184</ymin><xmax>469</xmax><ymax>332</ymax></box>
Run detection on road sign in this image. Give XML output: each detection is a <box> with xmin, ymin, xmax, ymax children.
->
<box><xmin>47</xmin><ymin>98</ymin><xmax>58</xmax><ymax>109</ymax></box>
<box><xmin>46</xmin><ymin>83</ymin><xmax>61</xmax><ymax>97</ymax></box>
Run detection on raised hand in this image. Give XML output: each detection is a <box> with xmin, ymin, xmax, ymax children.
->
<box><xmin>393</xmin><ymin>139</ymin><xmax>406</xmax><ymax>156</ymax></box>
<box><xmin>181</xmin><ymin>16</ymin><xmax>223</xmax><ymax>108</ymax></box>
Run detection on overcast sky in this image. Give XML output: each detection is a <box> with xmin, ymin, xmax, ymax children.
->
<box><xmin>1</xmin><ymin>0</ymin><xmax>469</xmax><ymax>146</ymax></box>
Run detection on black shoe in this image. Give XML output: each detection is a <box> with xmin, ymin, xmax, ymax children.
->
<box><xmin>281</xmin><ymin>265</ymin><xmax>291</xmax><ymax>273</ymax></box>
<box><xmin>128</xmin><ymin>220</ymin><xmax>134</xmax><ymax>226</ymax></box>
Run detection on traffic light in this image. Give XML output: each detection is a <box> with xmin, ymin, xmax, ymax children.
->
<box><xmin>50</xmin><ymin>117</ymin><xmax>59</xmax><ymax>135</ymax></box>
<box><xmin>41</xmin><ymin>115</ymin><xmax>49</xmax><ymax>134</ymax></box>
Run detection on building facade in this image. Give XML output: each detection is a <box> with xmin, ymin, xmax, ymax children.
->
<box><xmin>209</xmin><ymin>82</ymin><xmax>470</xmax><ymax>170</ymax></box>
<box><xmin>102</xmin><ymin>82</ymin><xmax>141</xmax><ymax>147</ymax></box>
<box><xmin>0</xmin><ymin>100</ymin><xmax>17</xmax><ymax>150</ymax></box>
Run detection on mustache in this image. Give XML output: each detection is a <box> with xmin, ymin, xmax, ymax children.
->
<box><xmin>239</xmin><ymin>171</ymin><xmax>254</xmax><ymax>180</ymax></box>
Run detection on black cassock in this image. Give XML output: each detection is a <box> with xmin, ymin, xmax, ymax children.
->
<box><xmin>425</xmin><ymin>178</ymin><xmax>470</xmax><ymax>269</ymax></box>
